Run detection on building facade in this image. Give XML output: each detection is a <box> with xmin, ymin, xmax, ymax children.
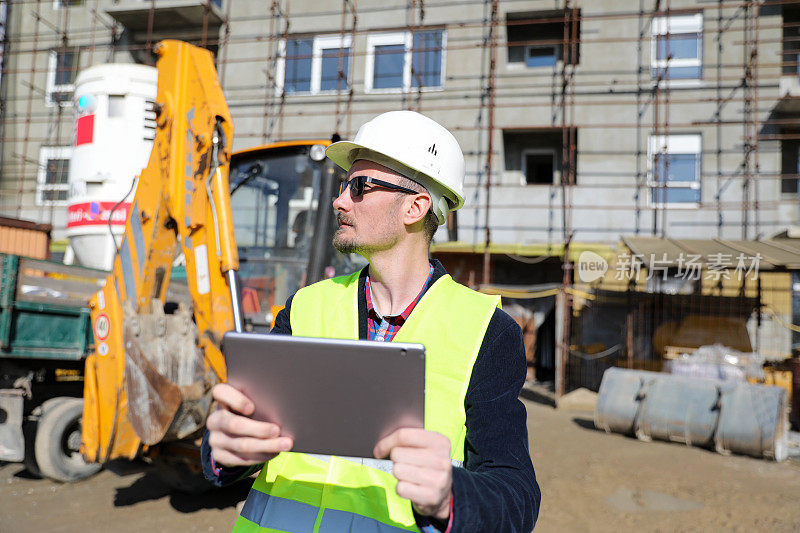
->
<box><xmin>0</xmin><ymin>0</ymin><xmax>798</xmax><ymax>247</ymax></box>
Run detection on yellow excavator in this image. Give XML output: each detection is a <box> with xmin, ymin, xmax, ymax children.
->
<box><xmin>80</xmin><ymin>40</ymin><xmax>351</xmax><ymax>486</ymax></box>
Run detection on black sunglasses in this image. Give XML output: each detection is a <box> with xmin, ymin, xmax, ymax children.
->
<box><xmin>339</xmin><ymin>175</ymin><xmax>420</xmax><ymax>198</ymax></box>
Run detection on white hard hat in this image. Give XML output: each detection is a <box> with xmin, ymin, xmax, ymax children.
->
<box><xmin>325</xmin><ymin>110</ymin><xmax>465</xmax><ymax>225</ymax></box>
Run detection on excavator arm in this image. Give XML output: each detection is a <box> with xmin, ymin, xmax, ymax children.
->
<box><xmin>81</xmin><ymin>41</ymin><xmax>240</xmax><ymax>462</ymax></box>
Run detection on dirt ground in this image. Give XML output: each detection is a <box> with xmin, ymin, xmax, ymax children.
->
<box><xmin>2</xmin><ymin>395</ymin><xmax>799</xmax><ymax>533</ymax></box>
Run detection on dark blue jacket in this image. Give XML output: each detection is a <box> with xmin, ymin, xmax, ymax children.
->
<box><xmin>201</xmin><ymin>260</ymin><xmax>540</xmax><ymax>532</ymax></box>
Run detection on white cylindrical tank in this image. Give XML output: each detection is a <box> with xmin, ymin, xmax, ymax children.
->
<box><xmin>67</xmin><ymin>63</ymin><xmax>157</xmax><ymax>270</ymax></box>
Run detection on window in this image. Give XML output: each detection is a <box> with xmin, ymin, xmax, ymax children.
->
<box><xmin>506</xmin><ymin>10</ymin><xmax>580</xmax><ymax>67</ymax></box>
<box><xmin>781</xmin><ymin>138</ymin><xmax>799</xmax><ymax>195</ymax></box>
<box><xmin>526</xmin><ymin>46</ymin><xmax>556</xmax><ymax>68</ymax></box>
<box><xmin>651</xmin><ymin>14</ymin><xmax>702</xmax><ymax>81</ymax></box>
<box><xmin>37</xmin><ymin>146</ymin><xmax>71</xmax><ymax>206</ymax></box>
<box><xmin>279</xmin><ymin>35</ymin><xmax>352</xmax><ymax>95</ymax></box>
<box><xmin>412</xmin><ymin>30</ymin><xmax>444</xmax><ymax>88</ymax></box>
<box><xmin>649</xmin><ymin>134</ymin><xmax>701</xmax><ymax>205</ymax></box>
<box><xmin>53</xmin><ymin>0</ymin><xmax>84</xmax><ymax>8</ymax></box>
<box><xmin>782</xmin><ymin>7</ymin><xmax>800</xmax><ymax>76</ymax></box>
<box><xmin>503</xmin><ymin>129</ymin><xmax>577</xmax><ymax>186</ymax></box>
<box><xmin>46</xmin><ymin>49</ymin><xmax>78</xmax><ymax>106</ymax></box>
<box><xmin>366</xmin><ymin>29</ymin><xmax>445</xmax><ymax>92</ymax></box>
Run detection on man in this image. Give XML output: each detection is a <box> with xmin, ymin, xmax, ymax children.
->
<box><xmin>202</xmin><ymin>111</ymin><xmax>540</xmax><ymax>532</ymax></box>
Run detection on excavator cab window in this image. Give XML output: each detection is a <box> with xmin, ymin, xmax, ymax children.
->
<box><xmin>229</xmin><ymin>144</ymin><xmax>357</xmax><ymax>330</ymax></box>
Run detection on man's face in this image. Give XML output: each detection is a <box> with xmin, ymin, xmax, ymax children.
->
<box><xmin>332</xmin><ymin>160</ymin><xmax>407</xmax><ymax>256</ymax></box>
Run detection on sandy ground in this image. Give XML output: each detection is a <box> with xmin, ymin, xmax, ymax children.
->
<box><xmin>1</xmin><ymin>396</ymin><xmax>799</xmax><ymax>533</ymax></box>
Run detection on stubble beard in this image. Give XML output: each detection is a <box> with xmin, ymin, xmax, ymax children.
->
<box><xmin>332</xmin><ymin>212</ymin><xmax>401</xmax><ymax>255</ymax></box>
<box><xmin>332</xmin><ymin>228</ymin><xmax>358</xmax><ymax>254</ymax></box>
<box><xmin>332</xmin><ymin>213</ymin><xmax>358</xmax><ymax>253</ymax></box>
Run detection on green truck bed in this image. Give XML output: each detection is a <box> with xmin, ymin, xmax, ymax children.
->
<box><xmin>0</xmin><ymin>254</ymin><xmax>106</xmax><ymax>361</ymax></box>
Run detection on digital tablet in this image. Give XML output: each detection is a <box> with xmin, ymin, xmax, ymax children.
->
<box><xmin>222</xmin><ymin>331</ymin><xmax>425</xmax><ymax>458</ymax></box>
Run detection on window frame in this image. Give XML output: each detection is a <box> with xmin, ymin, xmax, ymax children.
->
<box><xmin>650</xmin><ymin>13</ymin><xmax>703</xmax><ymax>83</ymax></box>
<box><xmin>37</xmin><ymin>146</ymin><xmax>72</xmax><ymax>206</ymax></box>
<box><xmin>521</xmin><ymin>148</ymin><xmax>558</xmax><ymax>186</ymax></box>
<box><xmin>365</xmin><ymin>29</ymin><xmax>446</xmax><ymax>93</ymax></box>
<box><xmin>647</xmin><ymin>134</ymin><xmax>702</xmax><ymax>208</ymax></box>
<box><xmin>524</xmin><ymin>44</ymin><xmax>558</xmax><ymax>69</ymax></box>
<box><xmin>46</xmin><ymin>49</ymin><xmax>78</xmax><ymax>107</ymax></box>
<box><xmin>276</xmin><ymin>34</ymin><xmax>353</xmax><ymax>96</ymax></box>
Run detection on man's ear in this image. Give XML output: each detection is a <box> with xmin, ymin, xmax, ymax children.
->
<box><xmin>402</xmin><ymin>193</ymin><xmax>433</xmax><ymax>226</ymax></box>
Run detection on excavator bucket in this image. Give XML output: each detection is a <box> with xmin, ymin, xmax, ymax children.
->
<box><xmin>123</xmin><ymin>302</ymin><xmax>215</xmax><ymax>445</ymax></box>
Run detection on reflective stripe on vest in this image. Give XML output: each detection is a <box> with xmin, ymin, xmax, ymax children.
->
<box><xmin>233</xmin><ymin>270</ymin><xmax>499</xmax><ymax>533</ymax></box>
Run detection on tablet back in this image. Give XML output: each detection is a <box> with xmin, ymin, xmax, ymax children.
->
<box><xmin>222</xmin><ymin>331</ymin><xmax>425</xmax><ymax>458</ymax></box>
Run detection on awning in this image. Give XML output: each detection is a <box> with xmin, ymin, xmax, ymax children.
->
<box><xmin>621</xmin><ymin>236</ymin><xmax>800</xmax><ymax>271</ymax></box>
<box><xmin>430</xmin><ymin>241</ymin><xmax>616</xmax><ymax>264</ymax></box>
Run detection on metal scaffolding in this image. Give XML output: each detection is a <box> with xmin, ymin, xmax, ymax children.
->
<box><xmin>0</xmin><ymin>0</ymin><xmax>797</xmax><ymax>243</ymax></box>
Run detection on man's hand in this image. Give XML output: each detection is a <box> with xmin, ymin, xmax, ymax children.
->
<box><xmin>206</xmin><ymin>383</ymin><xmax>293</xmax><ymax>467</ymax></box>
<box><xmin>373</xmin><ymin>428</ymin><xmax>452</xmax><ymax>521</ymax></box>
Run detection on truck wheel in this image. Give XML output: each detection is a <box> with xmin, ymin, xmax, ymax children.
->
<box><xmin>22</xmin><ymin>421</ymin><xmax>42</xmax><ymax>478</ymax></box>
<box><xmin>23</xmin><ymin>398</ymin><xmax>65</xmax><ymax>478</ymax></box>
<box><xmin>34</xmin><ymin>398</ymin><xmax>101</xmax><ymax>482</ymax></box>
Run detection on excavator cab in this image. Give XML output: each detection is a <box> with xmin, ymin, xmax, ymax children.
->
<box><xmin>228</xmin><ymin>141</ymin><xmax>358</xmax><ymax>330</ymax></box>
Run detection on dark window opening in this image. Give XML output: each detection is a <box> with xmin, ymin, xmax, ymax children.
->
<box><xmin>506</xmin><ymin>9</ymin><xmax>580</xmax><ymax>66</ymax></box>
<box><xmin>503</xmin><ymin>129</ymin><xmax>578</xmax><ymax>186</ymax></box>
<box><xmin>783</xmin><ymin>6</ymin><xmax>800</xmax><ymax>76</ymax></box>
<box><xmin>781</xmin><ymin>137</ymin><xmax>799</xmax><ymax>194</ymax></box>
<box><xmin>524</xmin><ymin>153</ymin><xmax>555</xmax><ymax>185</ymax></box>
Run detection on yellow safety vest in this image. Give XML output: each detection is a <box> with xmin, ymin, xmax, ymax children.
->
<box><xmin>233</xmin><ymin>270</ymin><xmax>500</xmax><ymax>533</ymax></box>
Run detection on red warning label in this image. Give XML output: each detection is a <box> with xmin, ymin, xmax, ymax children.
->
<box><xmin>94</xmin><ymin>313</ymin><xmax>110</xmax><ymax>342</ymax></box>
